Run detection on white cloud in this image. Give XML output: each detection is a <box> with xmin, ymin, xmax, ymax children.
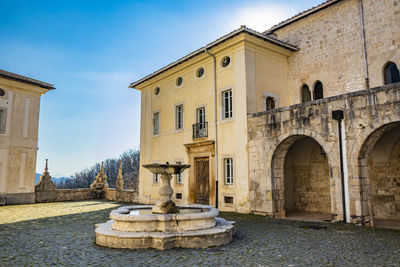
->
<box><xmin>227</xmin><ymin>3</ymin><xmax>296</xmax><ymax>32</ymax></box>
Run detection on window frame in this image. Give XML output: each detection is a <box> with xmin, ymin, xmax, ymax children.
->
<box><xmin>0</xmin><ymin>108</ymin><xmax>7</xmax><ymax>134</ymax></box>
<box><xmin>300</xmin><ymin>84</ymin><xmax>311</xmax><ymax>103</ymax></box>
<box><xmin>152</xmin><ymin>110</ymin><xmax>160</xmax><ymax>136</ymax></box>
<box><xmin>263</xmin><ymin>92</ymin><xmax>280</xmax><ymax>111</ymax></box>
<box><xmin>224</xmin><ymin>157</ymin><xmax>234</xmax><ymax>185</ymax></box>
<box><xmin>174</xmin><ymin>103</ymin><xmax>184</xmax><ymax>131</ymax></box>
<box><xmin>222</xmin><ymin>89</ymin><xmax>233</xmax><ymax>120</ymax></box>
<box><xmin>313</xmin><ymin>81</ymin><xmax>324</xmax><ymax>100</ymax></box>
<box><xmin>383</xmin><ymin>61</ymin><xmax>400</xmax><ymax>85</ymax></box>
<box><xmin>196</xmin><ymin>106</ymin><xmax>206</xmax><ymax>124</ymax></box>
<box><xmin>175</xmin><ymin>76</ymin><xmax>183</xmax><ymax>88</ymax></box>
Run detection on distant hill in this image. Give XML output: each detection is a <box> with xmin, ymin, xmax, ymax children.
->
<box><xmin>35</xmin><ymin>173</ymin><xmax>70</xmax><ymax>185</ymax></box>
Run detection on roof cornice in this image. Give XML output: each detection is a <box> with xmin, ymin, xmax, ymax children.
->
<box><xmin>0</xmin><ymin>69</ymin><xmax>55</xmax><ymax>90</ymax></box>
<box><xmin>129</xmin><ymin>26</ymin><xmax>298</xmax><ymax>89</ymax></box>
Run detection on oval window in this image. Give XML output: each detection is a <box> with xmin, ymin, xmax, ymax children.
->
<box><xmin>221</xmin><ymin>56</ymin><xmax>231</xmax><ymax>68</ymax></box>
<box><xmin>0</xmin><ymin>89</ymin><xmax>5</xmax><ymax>96</ymax></box>
<box><xmin>196</xmin><ymin>67</ymin><xmax>204</xmax><ymax>78</ymax></box>
<box><xmin>176</xmin><ymin>77</ymin><xmax>183</xmax><ymax>86</ymax></box>
<box><xmin>154</xmin><ymin>87</ymin><xmax>160</xmax><ymax>96</ymax></box>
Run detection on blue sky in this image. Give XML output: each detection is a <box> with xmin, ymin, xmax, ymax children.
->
<box><xmin>0</xmin><ymin>0</ymin><xmax>323</xmax><ymax>176</ymax></box>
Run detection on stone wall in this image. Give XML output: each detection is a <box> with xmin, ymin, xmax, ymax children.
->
<box><xmin>35</xmin><ymin>188</ymin><xmax>138</xmax><ymax>203</ymax></box>
<box><xmin>105</xmin><ymin>188</ymin><xmax>139</xmax><ymax>203</ymax></box>
<box><xmin>284</xmin><ymin>141</ymin><xmax>331</xmax><ymax>214</ymax></box>
<box><xmin>35</xmin><ymin>189</ymin><xmax>95</xmax><ymax>202</ymax></box>
<box><xmin>369</xmin><ymin>130</ymin><xmax>400</xmax><ymax>219</ymax></box>
<box><xmin>270</xmin><ymin>0</ymin><xmax>400</xmax><ymax>103</ymax></box>
<box><xmin>247</xmin><ymin>82</ymin><xmax>400</xmax><ymax>224</ymax></box>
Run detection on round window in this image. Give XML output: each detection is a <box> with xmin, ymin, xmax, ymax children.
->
<box><xmin>154</xmin><ymin>87</ymin><xmax>160</xmax><ymax>96</ymax></box>
<box><xmin>0</xmin><ymin>89</ymin><xmax>5</xmax><ymax>96</ymax></box>
<box><xmin>176</xmin><ymin>77</ymin><xmax>183</xmax><ymax>86</ymax></box>
<box><xmin>221</xmin><ymin>56</ymin><xmax>231</xmax><ymax>68</ymax></box>
<box><xmin>196</xmin><ymin>67</ymin><xmax>204</xmax><ymax>78</ymax></box>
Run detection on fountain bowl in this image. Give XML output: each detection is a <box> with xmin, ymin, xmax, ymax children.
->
<box><xmin>142</xmin><ymin>163</ymin><xmax>190</xmax><ymax>175</ymax></box>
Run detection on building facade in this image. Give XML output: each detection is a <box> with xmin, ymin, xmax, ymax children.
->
<box><xmin>0</xmin><ymin>69</ymin><xmax>54</xmax><ymax>204</ymax></box>
<box><xmin>131</xmin><ymin>0</ymin><xmax>400</xmax><ymax>226</ymax></box>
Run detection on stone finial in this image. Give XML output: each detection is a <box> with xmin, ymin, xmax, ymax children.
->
<box><xmin>35</xmin><ymin>159</ymin><xmax>56</xmax><ymax>191</ymax></box>
<box><xmin>44</xmin><ymin>158</ymin><xmax>49</xmax><ymax>173</ymax></box>
<box><xmin>101</xmin><ymin>162</ymin><xmax>109</xmax><ymax>189</ymax></box>
<box><xmin>116</xmin><ymin>160</ymin><xmax>124</xmax><ymax>192</ymax></box>
<box><xmin>90</xmin><ymin>161</ymin><xmax>109</xmax><ymax>195</ymax></box>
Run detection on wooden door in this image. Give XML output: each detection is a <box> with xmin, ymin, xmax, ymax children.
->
<box><xmin>195</xmin><ymin>158</ymin><xmax>209</xmax><ymax>205</ymax></box>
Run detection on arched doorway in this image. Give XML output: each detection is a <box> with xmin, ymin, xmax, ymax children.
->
<box><xmin>272</xmin><ymin>135</ymin><xmax>332</xmax><ymax>221</ymax></box>
<box><xmin>359</xmin><ymin>122</ymin><xmax>400</xmax><ymax>229</ymax></box>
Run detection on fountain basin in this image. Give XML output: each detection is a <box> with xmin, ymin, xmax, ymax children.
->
<box><xmin>95</xmin><ymin>204</ymin><xmax>235</xmax><ymax>250</ymax></box>
<box><xmin>110</xmin><ymin>204</ymin><xmax>218</xmax><ymax>232</ymax></box>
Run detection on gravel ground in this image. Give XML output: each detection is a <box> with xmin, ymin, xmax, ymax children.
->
<box><xmin>0</xmin><ymin>201</ymin><xmax>399</xmax><ymax>266</ymax></box>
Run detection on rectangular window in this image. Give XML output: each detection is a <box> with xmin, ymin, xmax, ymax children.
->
<box><xmin>175</xmin><ymin>104</ymin><xmax>183</xmax><ymax>130</ymax></box>
<box><xmin>0</xmin><ymin>109</ymin><xmax>5</xmax><ymax>133</ymax></box>
<box><xmin>176</xmin><ymin>161</ymin><xmax>183</xmax><ymax>184</ymax></box>
<box><xmin>222</xmin><ymin>89</ymin><xmax>233</xmax><ymax>119</ymax></box>
<box><xmin>224</xmin><ymin>158</ymin><xmax>233</xmax><ymax>184</ymax></box>
<box><xmin>196</xmin><ymin>107</ymin><xmax>205</xmax><ymax>124</ymax></box>
<box><xmin>153</xmin><ymin>111</ymin><xmax>160</xmax><ymax>135</ymax></box>
<box><xmin>153</xmin><ymin>173</ymin><xmax>159</xmax><ymax>184</ymax></box>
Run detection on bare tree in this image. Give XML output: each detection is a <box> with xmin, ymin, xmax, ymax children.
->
<box><xmin>55</xmin><ymin>149</ymin><xmax>140</xmax><ymax>190</ymax></box>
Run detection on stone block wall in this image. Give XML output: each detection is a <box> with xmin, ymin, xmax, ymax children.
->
<box><xmin>248</xmin><ymin>82</ymin><xmax>400</xmax><ymax>224</ymax></box>
<box><xmin>105</xmin><ymin>189</ymin><xmax>138</xmax><ymax>203</ymax></box>
<box><xmin>35</xmin><ymin>188</ymin><xmax>138</xmax><ymax>204</ymax></box>
<box><xmin>270</xmin><ymin>0</ymin><xmax>400</xmax><ymax>104</ymax></box>
<box><xmin>369</xmin><ymin>135</ymin><xmax>400</xmax><ymax>219</ymax></box>
<box><xmin>35</xmin><ymin>189</ymin><xmax>95</xmax><ymax>203</ymax></box>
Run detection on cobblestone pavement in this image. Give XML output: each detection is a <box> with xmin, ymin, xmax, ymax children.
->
<box><xmin>1</xmin><ymin>201</ymin><xmax>400</xmax><ymax>266</ymax></box>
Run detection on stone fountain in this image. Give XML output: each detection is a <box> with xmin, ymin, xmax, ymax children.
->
<box><xmin>95</xmin><ymin>163</ymin><xmax>235</xmax><ymax>250</ymax></box>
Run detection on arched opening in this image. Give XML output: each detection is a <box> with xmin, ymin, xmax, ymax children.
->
<box><xmin>384</xmin><ymin>62</ymin><xmax>400</xmax><ymax>85</ymax></box>
<box><xmin>300</xmin><ymin>84</ymin><xmax>311</xmax><ymax>103</ymax></box>
<box><xmin>272</xmin><ymin>135</ymin><xmax>332</xmax><ymax>221</ymax></box>
<box><xmin>313</xmin><ymin>81</ymin><xmax>324</xmax><ymax>100</ymax></box>
<box><xmin>359</xmin><ymin>122</ymin><xmax>400</xmax><ymax>229</ymax></box>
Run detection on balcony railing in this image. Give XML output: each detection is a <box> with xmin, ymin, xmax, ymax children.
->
<box><xmin>193</xmin><ymin>122</ymin><xmax>208</xmax><ymax>139</ymax></box>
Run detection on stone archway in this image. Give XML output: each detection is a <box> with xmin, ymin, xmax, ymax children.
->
<box><xmin>271</xmin><ymin>135</ymin><xmax>333</xmax><ymax>220</ymax></box>
<box><xmin>358</xmin><ymin>121</ymin><xmax>400</xmax><ymax>228</ymax></box>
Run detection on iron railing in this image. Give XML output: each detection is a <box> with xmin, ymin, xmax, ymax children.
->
<box><xmin>192</xmin><ymin>122</ymin><xmax>208</xmax><ymax>139</ymax></box>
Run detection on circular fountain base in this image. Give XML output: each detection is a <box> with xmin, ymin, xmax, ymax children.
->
<box><xmin>95</xmin><ymin>204</ymin><xmax>235</xmax><ymax>250</ymax></box>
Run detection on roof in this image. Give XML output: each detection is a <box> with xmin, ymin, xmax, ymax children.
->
<box><xmin>264</xmin><ymin>0</ymin><xmax>342</xmax><ymax>34</ymax></box>
<box><xmin>0</xmin><ymin>69</ymin><xmax>55</xmax><ymax>90</ymax></box>
<box><xmin>129</xmin><ymin>26</ymin><xmax>298</xmax><ymax>88</ymax></box>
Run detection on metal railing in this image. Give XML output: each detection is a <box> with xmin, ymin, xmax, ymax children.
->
<box><xmin>192</xmin><ymin>122</ymin><xmax>208</xmax><ymax>139</ymax></box>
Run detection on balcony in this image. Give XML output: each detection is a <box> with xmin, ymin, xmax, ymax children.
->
<box><xmin>192</xmin><ymin>122</ymin><xmax>208</xmax><ymax>139</ymax></box>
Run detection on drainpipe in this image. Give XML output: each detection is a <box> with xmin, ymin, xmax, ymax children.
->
<box><xmin>359</xmin><ymin>0</ymin><xmax>370</xmax><ymax>89</ymax></box>
<box><xmin>332</xmin><ymin>110</ymin><xmax>347</xmax><ymax>222</ymax></box>
<box><xmin>205</xmin><ymin>48</ymin><xmax>219</xmax><ymax>208</ymax></box>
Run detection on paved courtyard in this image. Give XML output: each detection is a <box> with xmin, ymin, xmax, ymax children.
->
<box><xmin>0</xmin><ymin>201</ymin><xmax>400</xmax><ymax>266</ymax></box>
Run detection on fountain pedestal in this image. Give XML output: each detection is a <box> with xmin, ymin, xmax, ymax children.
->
<box><xmin>152</xmin><ymin>173</ymin><xmax>179</xmax><ymax>214</ymax></box>
<box><xmin>143</xmin><ymin>163</ymin><xmax>190</xmax><ymax>214</ymax></box>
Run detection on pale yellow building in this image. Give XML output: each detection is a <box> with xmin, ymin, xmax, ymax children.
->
<box><xmin>131</xmin><ymin>0</ymin><xmax>400</xmax><ymax>223</ymax></box>
<box><xmin>0</xmin><ymin>69</ymin><xmax>54</xmax><ymax>204</ymax></box>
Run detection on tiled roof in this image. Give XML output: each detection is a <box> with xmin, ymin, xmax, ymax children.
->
<box><xmin>0</xmin><ymin>69</ymin><xmax>55</xmax><ymax>90</ymax></box>
<box><xmin>264</xmin><ymin>0</ymin><xmax>342</xmax><ymax>34</ymax></box>
<box><xmin>129</xmin><ymin>26</ymin><xmax>298</xmax><ymax>88</ymax></box>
